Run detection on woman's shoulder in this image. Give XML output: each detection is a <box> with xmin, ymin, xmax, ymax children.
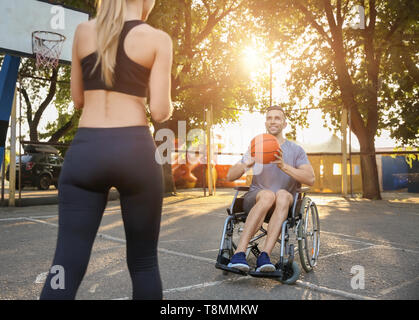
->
<box><xmin>132</xmin><ymin>23</ymin><xmax>172</xmax><ymax>44</ymax></box>
<box><xmin>74</xmin><ymin>19</ymin><xmax>96</xmax><ymax>40</ymax></box>
<box><xmin>77</xmin><ymin>19</ymin><xmax>96</xmax><ymax>31</ymax></box>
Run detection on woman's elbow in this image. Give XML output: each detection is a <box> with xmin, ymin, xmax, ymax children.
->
<box><xmin>71</xmin><ymin>92</ymin><xmax>84</xmax><ymax>110</ymax></box>
<box><xmin>151</xmin><ymin>111</ymin><xmax>170</xmax><ymax>123</ymax></box>
<box><xmin>151</xmin><ymin>103</ymin><xmax>172</xmax><ymax>123</ymax></box>
<box><xmin>74</xmin><ymin>102</ymin><xmax>84</xmax><ymax>110</ymax></box>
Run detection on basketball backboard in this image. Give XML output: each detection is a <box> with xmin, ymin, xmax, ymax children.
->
<box><xmin>0</xmin><ymin>0</ymin><xmax>90</xmax><ymax>65</ymax></box>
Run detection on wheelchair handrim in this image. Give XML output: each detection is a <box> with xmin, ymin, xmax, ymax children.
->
<box><xmin>304</xmin><ymin>202</ymin><xmax>320</xmax><ymax>267</ymax></box>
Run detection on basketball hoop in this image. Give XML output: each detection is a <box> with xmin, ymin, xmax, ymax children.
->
<box><xmin>32</xmin><ymin>31</ymin><xmax>66</xmax><ymax>69</ymax></box>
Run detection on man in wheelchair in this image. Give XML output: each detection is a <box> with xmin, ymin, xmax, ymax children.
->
<box><xmin>225</xmin><ymin>105</ymin><xmax>315</xmax><ymax>273</ymax></box>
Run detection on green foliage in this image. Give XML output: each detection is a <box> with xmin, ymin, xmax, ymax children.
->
<box><xmin>249</xmin><ymin>0</ymin><xmax>418</xmax><ymax>147</ymax></box>
<box><xmin>147</xmin><ymin>0</ymin><xmax>268</xmax><ymax>132</ymax></box>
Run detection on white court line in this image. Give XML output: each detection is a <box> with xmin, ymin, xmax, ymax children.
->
<box><xmin>295</xmin><ymin>280</ymin><xmax>377</xmax><ymax>300</ymax></box>
<box><xmin>158</xmin><ymin>248</ymin><xmax>215</xmax><ymax>264</ymax></box>
<box><xmin>321</xmin><ymin>230</ymin><xmax>419</xmax><ymax>252</ymax></box>
<box><xmin>24</xmin><ymin>217</ymin><xmax>59</xmax><ymax>227</ymax></box>
<box><xmin>0</xmin><ymin>215</ymin><xmax>57</xmax><ymax>222</ymax></box>
<box><xmin>319</xmin><ymin>245</ymin><xmax>381</xmax><ymax>260</ymax></box>
<box><xmin>34</xmin><ymin>272</ymin><xmax>48</xmax><ymax>284</ymax></box>
<box><xmin>25</xmin><ymin>217</ymin><xmax>216</xmax><ymax>265</ymax></box>
<box><xmin>379</xmin><ymin>275</ymin><xmax>419</xmax><ymax>296</ymax></box>
<box><xmin>111</xmin><ymin>276</ymin><xmax>376</xmax><ymax>300</ymax></box>
<box><xmin>0</xmin><ymin>217</ymin><xmax>25</xmax><ymax>222</ymax></box>
<box><xmin>163</xmin><ymin>276</ymin><xmax>250</xmax><ymax>294</ymax></box>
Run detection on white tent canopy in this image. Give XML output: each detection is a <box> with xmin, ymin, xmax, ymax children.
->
<box><xmin>293</xmin><ymin>134</ymin><xmax>360</xmax><ymax>153</ymax></box>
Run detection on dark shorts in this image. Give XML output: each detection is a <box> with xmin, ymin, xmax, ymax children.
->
<box><xmin>243</xmin><ymin>189</ymin><xmax>293</xmax><ymax>223</ymax></box>
<box><xmin>243</xmin><ymin>189</ymin><xmax>276</xmax><ymax>222</ymax></box>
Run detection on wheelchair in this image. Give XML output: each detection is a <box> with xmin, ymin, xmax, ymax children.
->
<box><xmin>215</xmin><ymin>186</ymin><xmax>320</xmax><ymax>284</ymax></box>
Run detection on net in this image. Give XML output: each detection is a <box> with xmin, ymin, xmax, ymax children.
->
<box><xmin>32</xmin><ymin>31</ymin><xmax>66</xmax><ymax>69</ymax></box>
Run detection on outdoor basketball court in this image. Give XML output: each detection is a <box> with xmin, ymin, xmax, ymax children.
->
<box><xmin>1</xmin><ymin>190</ymin><xmax>418</xmax><ymax>300</ymax></box>
<box><xmin>0</xmin><ymin>0</ymin><xmax>417</xmax><ymax>303</ymax></box>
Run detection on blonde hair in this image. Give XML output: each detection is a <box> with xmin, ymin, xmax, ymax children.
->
<box><xmin>93</xmin><ymin>0</ymin><xmax>128</xmax><ymax>87</ymax></box>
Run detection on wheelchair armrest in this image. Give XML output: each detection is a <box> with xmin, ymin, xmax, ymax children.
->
<box><xmin>234</xmin><ymin>186</ymin><xmax>250</xmax><ymax>191</ymax></box>
<box><xmin>296</xmin><ymin>187</ymin><xmax>310</xmax><ymax>193</ymax></box>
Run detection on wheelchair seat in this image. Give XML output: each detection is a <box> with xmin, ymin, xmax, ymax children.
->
<box><xmin>227</xmin><ymin>186</ymin><xmax>307</xmax><ymax>223</ymax></box>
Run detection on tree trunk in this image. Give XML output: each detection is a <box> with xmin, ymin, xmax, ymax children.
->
<box><xmin>48</xmin><ymin>115</ymin><xmax>76</xmax><ymax>143</ymax></box>
<box><xmin>28</xmin><ymin>68</ymin><xmax>59</xmax><ymax>142</ymax></box>
<box><xmin>358</xmin><ymin>134</ymin><xmax>382</xmax><ymax>200</ymax></box>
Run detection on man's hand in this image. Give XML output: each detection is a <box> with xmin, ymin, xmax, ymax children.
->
<box><xmin>243</xmin><ymin>157</ymin><xmax>255</xmax><ymax>169</ymax></box>
<box><xmin>271</xmin><ymin>149</ymin><xmax>286</xmax><ymax>170</ymax></box>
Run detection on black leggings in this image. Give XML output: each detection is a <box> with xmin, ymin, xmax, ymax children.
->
<box><xmin>40</xmin><ymin>126</ymin><xmax>163</xmax><ymax>300</ymax></box>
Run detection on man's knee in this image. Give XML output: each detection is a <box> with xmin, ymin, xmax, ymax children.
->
<box><xmin>256</xmin><ymin>190</ymin><xmax>276</xmax><ymax>208</ymax></box>
<box><xmin>275</xmin><ymin>189</ymin><xmax>293</xmax><ymax>208</ymax></box>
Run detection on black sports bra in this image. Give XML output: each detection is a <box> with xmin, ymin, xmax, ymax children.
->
<box><xmin>81</xmin><ymin>20</ymin><xmax>151</xmax><ymax>97</ymax></box>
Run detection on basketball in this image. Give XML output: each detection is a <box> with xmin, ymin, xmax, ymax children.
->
<box><xmin>250</xmin><ymin>134</ymin><xmax>280</xmax><ymax>164</ymax></box>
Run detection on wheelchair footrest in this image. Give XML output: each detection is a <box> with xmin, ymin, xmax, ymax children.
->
<box><xmin>248</xmin><ymin>269</ymin><xmax>282</xmax><ymax>279</ymax></box>
<box><xmin>215</xmin><ymin>263</ymin><xmax>248</xmax><ymax>276</ymax></box>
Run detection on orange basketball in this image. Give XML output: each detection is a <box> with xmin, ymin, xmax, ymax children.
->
<box><xmin>250</xmin><ymin>134</ymin><xmax>280</xmax><ymax>164</ymax></box>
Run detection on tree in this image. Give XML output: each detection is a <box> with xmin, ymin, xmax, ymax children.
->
<box><xmin>147</xmin><ymin>0</ymin><xmax>268</xmax><ymax>193</ymax></box>
<box><xmin>249</xmin><ymin>0</ymin><xmax>419</xmax><ymax>199</ymax></box>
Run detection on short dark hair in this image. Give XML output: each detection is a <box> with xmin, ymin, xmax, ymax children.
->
<box><xmin>265</xmin><ymin>105</ymin><xmax>286</xmax><ymax>118</ymax></box>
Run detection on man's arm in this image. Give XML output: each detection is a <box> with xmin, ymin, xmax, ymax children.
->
<box><xmin>281</xmin><ymin>163</ymin><xmax>315</xmax><ymax>186</ymax></box>
<box><xmin>226</xmin><ymin>158</ymin><xmax>255</xmax><ymax>182</ymax></box>
<box><xmin>272</xmin><ymin>150</ymin><xmax>315</xmax><ymax>186</ymax></box>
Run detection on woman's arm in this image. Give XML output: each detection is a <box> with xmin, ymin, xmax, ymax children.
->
<box><xmin>148</xmin><ymin>31</ymin><xmax>173</xmax><ymax>123</ymax></box>
<box><xmin>70</xmin><ymin>24</ymin><xmax>84</xmax><ymax>110</ymax></box>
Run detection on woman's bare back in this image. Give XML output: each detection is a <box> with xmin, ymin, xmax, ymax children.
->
<box><xmin>74</xmin><ymin>19</ymin><xmax>161</xmax><ymax>128</ymax></box>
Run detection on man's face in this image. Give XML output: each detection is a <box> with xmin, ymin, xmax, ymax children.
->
<box><xmin>265</xmin><ymin>109</ymin><xmax>286</xmax><ymax>136</ymax></box>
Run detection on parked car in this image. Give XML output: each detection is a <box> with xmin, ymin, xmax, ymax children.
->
<box><xmin>6</xmin><ymin>152</ymin><xmax>64</xmax><ymax>190</ymax></box>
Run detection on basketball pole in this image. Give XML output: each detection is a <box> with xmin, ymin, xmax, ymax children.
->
<box><xmin>8</xmin><ymin>87</ymin><xmax>17</xmax><ymax>207</ymax></box>
<box><xmin>0</xmin><ymin>55</ymin><xmax>21</xmax><ymax>172</ymax></box>
<box><xmin>341</xmin><ymin>107</ymin><xmax>348</xmax><ymax>197</ymax></box>
<box><xmin>206</xmin><ymin>108</ymin><xmax>214</xmax><ymax>196</ymax></box>
<box><xmin>211</xmin><ymin>105</ymin><xmax>216</xmax><ymax>195</ymax></box>
<box><xmin>349</xmin><ymin>107</ymin><xmax>354</xmax><ymax>198</ymax></box>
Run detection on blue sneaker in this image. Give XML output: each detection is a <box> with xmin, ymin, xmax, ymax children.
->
<box><xmin>256</xmin><ymin>252</ymin><xmax>276</xmax><ymax>272</ymax></box>
<box><xmin>228</xmin><ymin>252</ymin><xmax>250</xmax><ymax>272</ymax></box>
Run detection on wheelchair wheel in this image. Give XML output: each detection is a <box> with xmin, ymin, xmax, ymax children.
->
<box><xmin>278</xmin><ymin>259</ymin><xmax>300</xmax><ymax>285</ymax></box>
<box><xmin>297</xmin><ymin>197</ymin><xmax>320</xmax><ymax>273</ymax></box>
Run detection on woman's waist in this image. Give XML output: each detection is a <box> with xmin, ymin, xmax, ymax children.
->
<box><xmin>78</xmin><ymin>105</ymin><xmax>148</xmax><ymax>128</ymax></box>
<box><xmin>81</xmin><ymin>92</ymin><xmax>147</xmax><ymax>117</ymax></box>
<box><xmin>73</xmin><ymin>125</ymin><xmax>154</xmax><ymax>142</ymax></box>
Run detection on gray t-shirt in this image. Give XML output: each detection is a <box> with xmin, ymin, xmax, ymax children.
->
<box><xmin>241</xmin><ymin>140</ymin><xmax>310</xmax><ymax>196</ymax></box>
